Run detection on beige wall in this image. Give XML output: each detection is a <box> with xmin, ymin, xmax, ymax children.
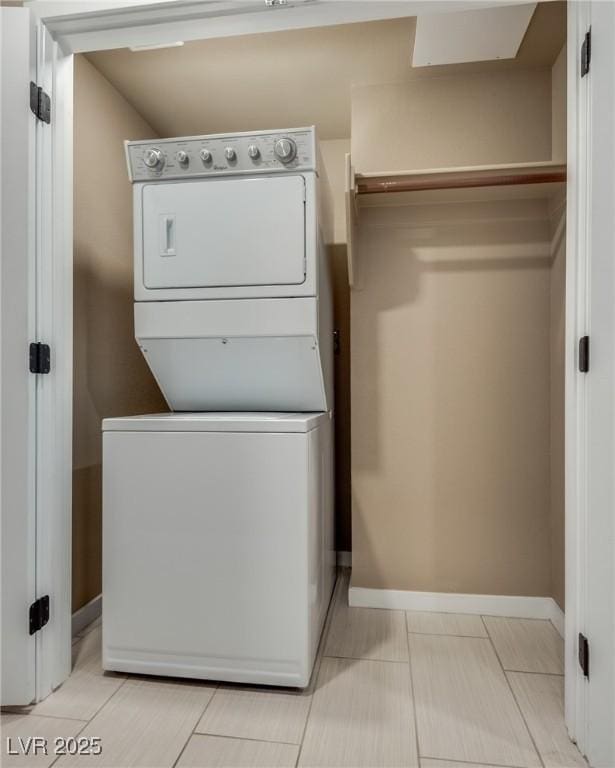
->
<box><xmin>551</xmin><ymin>46</ymin><xmax>567</xmax><ymax>164</ymax></box>
<box><xmin>320</xmin><ymin>140</ymin><xmax>351</xmax><ymax>246</ymax></box>
<box><xmin>320</xmin><ymin>139</ymin><xmax>352</xmax><ymax>551</ymax></box>
<box><xmin>351</xmin><ymin>69</ymin><xmax>552</xmax><ymax>174</ymax></box>
<box><xmin>73</xmin><ymin>55</ymin><xmax>167</xmax><ymax>611</ymax></box>
<box><xmin>351</xmin><ymin>198</ymin><xmax>553</xmax><ymax>594</ymax></box>
<box><xmin>350</xmin><ymin>67</ymin><xmax>561</xmax><ymax>595</ymax></box>
<box><xmin>549</xmin><ymin>48</ymin><xmax>567</xmax><ymax>610</ymax></box>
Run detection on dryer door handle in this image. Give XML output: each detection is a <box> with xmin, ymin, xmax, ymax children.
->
<box><xmin>160</xmin><ymin>214</ymin><xmax>176</xmax><ymax>257</ymax></box>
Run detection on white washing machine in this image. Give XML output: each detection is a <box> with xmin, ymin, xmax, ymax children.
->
<box><xmin>102</xmin><ymin>413</ymin><xmax>334</xmax><ymax>687</ymax></box>
<box><xmin>103</xmin><ymin>128</ymin><xmax>335</xmax><ymax>687</ymax></box>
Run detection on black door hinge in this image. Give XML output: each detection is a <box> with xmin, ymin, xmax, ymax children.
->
<box><xmin>578</xmin><ymin>632</ymin><xmax>590</xmax><ymax>678</ymax></box>
<box><xmin>579</xmin><ymin>336</ymin><xmax>590</xmax><ymax>373</ymax></box>
<box><xmin>29</xmin><ymin>596</ymin><xmax>50</xmax><ymax>635</ymax></box>
<box><xmin>30</xmin><ymin>81</ymin><xmax>51</xmax><ymax>124</ymax></box>
<box><xmin>581</xmin><ymin>28</ymin><xmax>591</xmax><ymax>77</ymax></box>
<box><xmin>333</xmin><ymin>329</ymin><xmax>341</xmax><ymax>356</ymax></box>
<box><xmin>29</xmin><ymin>342</ymin><xmax>51</xmax><ymax>374</ymax></box>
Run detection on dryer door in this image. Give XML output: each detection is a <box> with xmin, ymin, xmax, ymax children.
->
<box><xmin>142</xmin><ymin>175</ymin><xmax>306</xmax><ymax>289</ymax></box>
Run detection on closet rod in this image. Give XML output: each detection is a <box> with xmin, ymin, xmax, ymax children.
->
<box><xmin>355</xmin><ymin>165</ymin><xmax>567</xmax><ymax>195</ymax></box>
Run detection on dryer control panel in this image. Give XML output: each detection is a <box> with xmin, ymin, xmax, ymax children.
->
<box><xmin>126</xmin><ymin>127</ymin><xmax>316</xmax><ymax>182</ymax></box>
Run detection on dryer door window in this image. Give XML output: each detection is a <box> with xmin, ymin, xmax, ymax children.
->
<box><xmin>142</xmin><ymin>175</ymin><xmax>306</xmax><ymax>289</ymax></box>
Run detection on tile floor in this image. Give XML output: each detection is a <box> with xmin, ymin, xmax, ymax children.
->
<box><xmin>1</xmin><ymin>571</ymin><xmax>587</xmax><ymax>768</ymax></box>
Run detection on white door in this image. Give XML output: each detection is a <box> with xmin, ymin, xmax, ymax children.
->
<box><xmin>584</xmin><ymin>4</ymin><xmax>615</xmax><ymax>765</ymax></box>
<box><xmin>568</xmin><ymin>4</ymin><xmax>615</xmax><ymax>765</ymax></box>
<box><xmin>0</xmin><ymin>7</ymin><xmax>38</xmax><ymax>705</ymax></box>
<box><xmin>142</xmin><ymin>175</ymin><xmax>306</xmax><ymax>289</ymax></box>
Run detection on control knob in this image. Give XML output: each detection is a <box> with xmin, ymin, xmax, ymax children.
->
<box><xmin>143</xmin><ymin>148</ymin><xmax>164</xmax><ymax>170</ymax></box>
<box><xmin>176</xmin><ymin>150</ymin><xmax>189</xmax><ymax>167</ymax></box>
<box><xmin>200</xmin><ymin>149</ymin><xmax>212</xmax><ymax>164</ymax></box>
<box><xmin>274</xmin><ymin>137</ymin><xmax>297</xmax><ymax>163</ymax></box>
<box><xmin>224</xmin><ymin>147</ymin><xmax>237</xmax><ymax>161</ymax></box>
<box><xmin>248</xmin><ymin>145</ymin><xmax>260</xmax><ymax>160</ymax></box>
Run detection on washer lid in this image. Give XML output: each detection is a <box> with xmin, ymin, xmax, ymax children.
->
<box><xmin>102</xmin><ymin>412</ymin><xmax>329</xmax><ymax>434</ymax></box>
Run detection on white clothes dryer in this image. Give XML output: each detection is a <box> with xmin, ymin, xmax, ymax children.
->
<box><xmin>125</xmin><ymin>127</ymin><xmax>333</xmax><ymax>413</ymax></box>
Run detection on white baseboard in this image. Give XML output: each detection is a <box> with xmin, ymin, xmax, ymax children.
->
<box><xmin>70</xmin><ymin>583</ymin><xmax>564</xmax><ymax>642</ymax></box>
<box><xmin>72</xmin><ymin>593</ymin><xmax>102</xmax><ymax>638</ymax></box>
<box><xmin>336</xmin><ymin>551</ymin><xmax>352</xmax><ymax>567</ymax></box>
<box><xmin>546</xmin><ymin>599</ymin><xmax>565</xmax><ymax>638</ymax></box>
<box><xmin>349</xmin><ymin>586</ymin><xmax>565</xmax><ymax>638</ymax></box>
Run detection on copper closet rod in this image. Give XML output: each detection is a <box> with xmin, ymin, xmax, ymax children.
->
<box><xmin>355</xmin><ymin>165</ymin><xmax>567</xmax><ymax>195</ymax></box>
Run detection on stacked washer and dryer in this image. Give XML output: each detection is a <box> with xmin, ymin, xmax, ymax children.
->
<box><xmin>102</xmin><ymin>127</ymin><xmax>336</xmax><ymax>688</ymax></box>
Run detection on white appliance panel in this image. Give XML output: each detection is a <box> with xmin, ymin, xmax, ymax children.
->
<box><xmin>103</xmin><ymin>412</ymin><xmax>328</xmax><ymax>433</ymax></box>
<box><xmin>140</xmin><ymin>336</ymin><xmax>326</xmax><ymax>412</ymax></box>
<box><xmin>134</xmin><ymin>296</ymin><xmax>318</xmax><ymax>339</ymax></box>
<box><xmin>133</xmin><ymin>172</ymin><xmax>318</xmax><ymax>303</ymax></box>
<box><xmin>125</xmin><ymin>127</ymin><xmax>317</xmax><ymax>182</ymax></box>
<box><xmin>102</xmin><ymin>419</ymin><xmax>335</xmax><ymax>687</ymax></box>
<box><xmin>133</xmin><ymin>297</ymin><xmax>331</xmax><ymax>413</ymax></box>
<box><xmin>142</xmin><ymin>176</ymin><xmax>306</xmax><ymax>290</ymax></box>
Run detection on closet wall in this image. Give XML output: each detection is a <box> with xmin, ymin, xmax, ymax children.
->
<box><xmin>351</xmin><ymin>69</ymin><xmax>552</xmax><ymax>173</ymax></box>
<box><xmin>350</xmin><ymin>61</ymin><xmax>566</xmax><ymax>599</ymax></box>
<box><xmin>73</xmin><ymin>56</ymin><xmax>167</xmax><ymax>611</ymax></box>
<box><xmin>73</xmin><ymin>16</ymin><xmax>565</xmax><ymax>609</ymax></box>
<box><xmin>321</xmin><ymin>139</ymin><xmax>352</xmax><ymax>552</ymax></box>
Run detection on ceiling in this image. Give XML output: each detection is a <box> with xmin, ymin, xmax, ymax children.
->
<box><xmin>86</xmin><ymin>1</ymin><xmax>565</xmax><ymax>141</ymax></box>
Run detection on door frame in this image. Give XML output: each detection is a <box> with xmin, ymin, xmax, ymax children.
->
<box><xmin>564</xmin><ymin>4</ymin><xmax>615</xmax><ymax>765</ymax></box>
<box><xmin>564</xmin><ymin>0</ymin><xmax>588</xmax><ymax>754</ymax></box>
<box><xmin>566</xmin><ymin>3</ymin><xmax>615</xmax><ymax>766</ymax></box>
<box><xmin>27</xmin><ymin>6</ymin><xmax>613</xmax><ymax>764</ymax></box>
<box><xmin>34</xmin><ymin>20</ymin><xmax>75</xmax><ymax>702</ymax></box>
<box><xmin>0</xmin><ymin>7</ymin><xmax>73</xmax><ymax>705</ymax></box>
<box><xmin>1</xmin><ymin>6</ymin><xmax>38</xmax><ymax>705</ymax></box>
<box><xmin>34</xmin><ymin>0</ymin><xmax>497</xmax><ymax>53</ymax></box>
